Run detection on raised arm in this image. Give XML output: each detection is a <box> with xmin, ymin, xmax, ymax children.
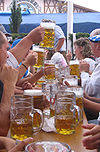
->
<box><xmin>9</xmin><ymin>26</ymin><xmax>44</xmax><ymax>64</ymax></box>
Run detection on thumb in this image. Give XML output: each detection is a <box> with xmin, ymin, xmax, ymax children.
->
<box><xmin>9</xmin><ymin>138</ymin><xmax>34</xmax><ymax>152</ymax></box>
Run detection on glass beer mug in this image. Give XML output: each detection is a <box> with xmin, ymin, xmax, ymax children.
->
<box><xmin>66</xmin><ymin>86</ymin><xmax>83</xmax><ymax>123</ymax></box>
<box><xmin>55</xmin><ymin>91</ymin><xmax>79</xmax><ymax>135</ymax></box>
<box><xmin>69</xmin><ymin>60</ymin><xmax>80</xmax><ymax>79</ymax></box>
<box><xmin>10</xmin><ymin>94</ymin><xmax>44</xmax><ymax>141</ymax></box>
<box><xmin>40</xmin><ymin>19</ymin><xmax>55</xmax><ymax>50</ymax></box>
<box><xmin>44</xmin><ymin>60</ymin><xmax>55</xmax><ymax>81</ymax></box>
<box><xmin>33</xmin><ymin>46</ymin><xmax>45</xmax><ymax>68</ymax></box>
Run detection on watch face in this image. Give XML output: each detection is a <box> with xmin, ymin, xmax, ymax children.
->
<box><xmin>0</xmin><ymin>80</ymin><xmax>3</xmax><ymax>103</ymax></box>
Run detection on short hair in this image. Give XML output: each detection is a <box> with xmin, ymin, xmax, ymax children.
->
<box><xmin>0</xmin><ymin>31</ymin><xmax>7</xmax><ymax>49</ymax></box>
<box><xmin>74</xmin><ymin>37</ymin><xmax>93</xmax><ymax>58</ymax></box>
<box><xmin>90</xmin><ymin>29</ymin><xmax>100</xmax><ymax>37</ymax></box>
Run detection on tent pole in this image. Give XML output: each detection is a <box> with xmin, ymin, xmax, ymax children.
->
<box><xmin>67</xmin><ymin>0</ymin><xmax>73</xmax><ymax>54</ymax></box>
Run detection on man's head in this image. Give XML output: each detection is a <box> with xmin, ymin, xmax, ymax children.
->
<box><xmin>89</xmin><ymin>29</ymin><xmax>100</xmax><ymax>58</ymax></box>
<box><xmin>0</xmin><ymin>31</ymin><xmax>9</xmax><ymax>66</ymax></box>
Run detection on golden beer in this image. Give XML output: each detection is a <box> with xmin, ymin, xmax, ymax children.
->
<box><xmin>55</xmin><ymin>98</ymin><xmax>76</xmax><ymax>135</ymax></box>
<box><xmin>10</xmin><ymin>116</ymin><xmax>33</xmax><ymax>141</ymax></box>
<box><xmin>10</xmin><ymin>100</ymin><xmax>33</xmax><ymax>141</ymax></box>
<box><xmin>33</xmin><ymin>47</ymin><xmax>45</xmax><ymax>68</ymax></box>
<box><xmin>55</xmin><ymin>116</ymin><xmax>76</xmax><ymax>135</ymax></box>
<box><xmin>44</xmin><ymin>60</ymin><xmax>55</xmax><ymax>80</ymax></box>
<box><xmin>50</xmin><ymin>107</ymin><xmax>55</xmax><ymax>117</ymax></box>
<box><xmin>40</xmin><ymin>22</ymin><xmax>55</xmax><ymax>49</ymax></box>
<box><xmin>67</xmin><ymin>86</ymin><xmax>83</xmax><ymax>123</ymax></box>
<box><xmin>69</xmin><ymin>60</ymin><xmax>80</xmax><ymax>78</ymax></box>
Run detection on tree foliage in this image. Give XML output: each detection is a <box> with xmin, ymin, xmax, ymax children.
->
<box><xmin>9</xmin><ymin>0</ymin><xmax>22</xmax><ymax>33</ymax></box>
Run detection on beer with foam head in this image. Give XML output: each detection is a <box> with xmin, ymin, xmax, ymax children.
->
<box><xmin>69</xmin><ymin>60</ymin><xmax>80</xmax><ymax>78</ymax></box>
<box><xmin>33</xmin><ymin>47</ymin><xmax>45</xmax><ymax>68</ymax></box>
<box><xmin>10</xmin><ymin>96</ymin><xmax>33</xmax><ymax>141</ymax></box>
<box><xmin>44</xmin><ymin>60</ymin><xmax>55</xmax><ymax>80</ymax></box>
<box><xmin>40</xmin><ymin>21</ymin><xmax>55</xmax><ymax>50</ymax></box>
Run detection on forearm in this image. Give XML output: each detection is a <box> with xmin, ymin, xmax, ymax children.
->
<box><xmin>26</xmin><ymin>68</ymin><xmax>44</xmax><ymax>85</ymax></box>
<box><xmin>9</xmin><ymin>37</ymin><xmax>33</xmax><ymax>64</ymax></box>
<box><xmin>83</xmin><ymin>98</ymin><xmax>100</xmax><ymax>112</ymax></box>
<box><xmin>0</xmin><ymin>83</ymin><xmax>15</xmax><ymax>136</ymax></box>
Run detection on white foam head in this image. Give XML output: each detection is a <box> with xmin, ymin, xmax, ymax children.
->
<box><xmin>69</xmin><ymin>60</ymin><xmax>79</xmax><ymax>65</ymax></box>
<box><xmin>24</xmin><ymin>89</ymin><xmax>43</xmax><ymax>96</ymax></box>
<box><xmin>33</xmin><ymin>46</ymin><xmax>45</xmax><ymax>52</ymax></box>
<box><xmin>40</xmin><ymin>22</ymin><xmax>55</xmax><ymax>29</ymax></box>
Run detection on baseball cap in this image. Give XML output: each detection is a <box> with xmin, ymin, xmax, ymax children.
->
<box><xmin>0</xmin><ymin>24</ymin><xmax>11</xmax><ymax>36</ymax></box>
<box><xmin>88</xmin><ymin>34</ymin><xmax>100</xmax><ymax>42</ymax></box>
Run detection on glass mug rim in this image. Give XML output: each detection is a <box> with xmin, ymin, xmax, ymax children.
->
<box><xmin>25</xmin><ymin>141</ymin><xmax>72</xmax><ymax>152</ymax></box>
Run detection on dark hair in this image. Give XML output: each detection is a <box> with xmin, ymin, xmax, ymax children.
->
<box><xmin>74</xmin><ymin>37</ymin><xmax>93</xmax><ymax>58</ymax></box>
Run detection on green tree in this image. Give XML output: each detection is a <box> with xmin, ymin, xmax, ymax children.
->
<box><xmin>9</xmin><ymin>0</ymin><xmax>22</xmax><ymax>33</ymax></box>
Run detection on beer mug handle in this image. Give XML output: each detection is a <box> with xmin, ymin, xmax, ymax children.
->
<box><xmin>74</xmin><ymin>105</ymin><xmax>83</xmax><ymax>124</ymax></box>
<box><xmin>33</xmin><ymin>108</ymin><xmax>44</xmax><ymax>132</ymax></box>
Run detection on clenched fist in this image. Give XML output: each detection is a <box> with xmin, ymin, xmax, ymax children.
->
<box><xmin>0</xmin><ymin>64</ymin><xmax>18</xmax><ymax>86</ymax></box>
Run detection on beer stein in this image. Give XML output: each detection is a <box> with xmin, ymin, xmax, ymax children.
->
<box><xmin>24</xmin><ymin>89</ymin><xmax>49</xmax><ymax>111</ymax></box>
<box><xmin>40</xmin><ymin>20</ymin><xmax>55</xmax><ymax>50</ymax></box>
<box><xmin>33</xmin><ymin>46</ymin><xmax>45</xmax><ymax>68</ymax></box>
<box><xmin>66</xmin><ymin>86</ymin><xmax>83</xmax><ymax>123</ymax></box>
<box><xmin>44</xmin><ymin>60</ymin><xmax>55</xmax><ymax>82</ymax></box>
<box><xmin>42</xmin><ymin>82</ymin><xmax>58</xmax><ymax>117</ymax></box>
<box><xmin>55</xmin><ymin>90</ymin><xmax>80</xmax><ymax>135</ymax></box>
<box><xmin>69</xmin><ymin>60</ymin><xmax>80</xmax><ymax>79</ymax></box>
<box><xmin>55</xmin><ymin>65</ymin><xmax>70</xmax><ymax>83</ymax></box>
<box><xmin>55</xmin><ymin>96</ymin><xmax>76</xmax><ymax>135</ymax></box>
<box><xmin>10</xmin><ymin>94</ymin><xmax>44</xmax><ymax>141</ymax></box>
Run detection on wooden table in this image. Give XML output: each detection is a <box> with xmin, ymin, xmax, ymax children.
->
<box><xmin>33</xmin><ymin>112</ymin><xmax>97</xmax><ymax>152</ymax></box>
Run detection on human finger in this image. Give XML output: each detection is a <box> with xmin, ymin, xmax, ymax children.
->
<box><xmin>83</xmin><ymin>125</ymin><xmax>100</xmax><ymax>136</ymax></box>
<box><xmin>82</xmin><ymin>124</ymin><xmax>95</xmax><ymax>130</ymax></box>
<box><xmin>82</xmin><ymin>134</ymin><xmax>100</xmax><ymax>150</ymax></box>
<box><xmin>9</xmin><ymin>137</ymin><xmax>34</xmax><ymax>152</ymax></box>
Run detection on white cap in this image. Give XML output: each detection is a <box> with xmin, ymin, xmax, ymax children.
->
<box><xmin>24</xmin><ymin>89</ymin><xmax>43</xmax><ymax>96</ymax></box>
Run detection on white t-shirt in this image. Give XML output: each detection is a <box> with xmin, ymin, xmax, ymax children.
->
<box><xmin>54</xmin><ymin>25</ymin><xmax>66</xmax><ymax>52</ymax></box>
<box><xmin>6</xmin><ymin>51</ymin><xmax>18</xmax><ymax>68</ymax></box>
<box><xmin>51</xmin><ymin>52</ymin><xmax>67</xmax><ymax>68</ymax></box>
<box><xmin>83</xmin><ymin>58</ymin><xmax>95</xmax><ymax>73</ymax></box>
<box><xmin>81</xmin><ymin>60</ymin><xmax>100</xmax><ymax>98</ymax></box>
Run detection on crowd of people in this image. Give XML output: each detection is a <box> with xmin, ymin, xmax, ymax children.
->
<box><xmin>0</xmin><ymin>23</ymin><xmax>100</xmax><ymax>151</ymax></box>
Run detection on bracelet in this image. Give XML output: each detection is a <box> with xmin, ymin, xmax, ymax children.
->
<box><xmin>22</xmin><ymin>63</ymin><xmax>28</xmax><ymax>70</ymax></box>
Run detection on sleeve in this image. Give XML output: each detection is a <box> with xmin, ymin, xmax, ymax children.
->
<box><xmin>83</xmin><ymin>64</ymin><xmax>100</xmax><ymax>98</ymax></box>
<box><xmin>55</xmin><ymin>26</ymin><xmax>65</xmax><ymax>39</ymax></box>
<box><xmin>80</xmin><ymin>71</ymin><xmax>90</xmax><ymax>89</ymax></box>
<box><xmin>6</xmin><ymin>51</ymin><xmax>19</xmax><ymax>69</ymax></box>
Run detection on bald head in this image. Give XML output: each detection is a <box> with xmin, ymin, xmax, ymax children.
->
<box><xmin>0</xmin><ymin>31</ymin><xmax>7</xmax><ymax>49</ymax></box>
